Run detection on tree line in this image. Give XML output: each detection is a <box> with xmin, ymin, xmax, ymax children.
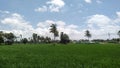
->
<box><xmin>0</xmin><ymin>24</ymin><xmax>70</xmax><ymax>45</ymax></box>
<box><xmin>0</xmin><ymin>24</ymin><xmax>120</xmax><ymax>45</ymax></box>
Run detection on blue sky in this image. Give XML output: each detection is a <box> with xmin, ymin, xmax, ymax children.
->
<box><xmin>0</xmin><ymin>0</ymin><xmax>120</xmax><ymax>40</ymax></box>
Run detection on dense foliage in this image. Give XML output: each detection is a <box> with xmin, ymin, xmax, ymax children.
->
<box><xmin>0</xmin><ymin>31</ymin><xmax>15</xmax><ymax>45</ymax></box>
<box><xmin>60</xmin><ymin>32</ymin><xmax>70</xmax><ymax>44</ymax></box>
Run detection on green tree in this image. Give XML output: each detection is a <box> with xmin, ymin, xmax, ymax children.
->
<box><xmin>50</xmin><ymin>24</ymin><xmax>59</xmax><ymax>42</ymax></box>
<box><xmin>4</xmin><ymin>32</ymin><xmax>15</xmax><ymax>45</ymax></box>
<box><xmin>4</xmin><ymin>33</ymin><xmax>15</xmax><ymax>40</ymax></box>
<box><xmin>32</xmin><ymin>33</ymin><xmax>38</xmax><ymax>43</ymax></box>
<box><xmin>60</xmin><ymin>32</ymin><xmax>64</xmax><ymax>42</ymax></box>
<box><xmin>37</xmin><ymin>36</ymin><xmax>41</xmax><ymax>43</ymax></box>
<box><xmin>117</xmin><ymin>30</ymin><xmax>120</xmax><ymax>43</ymax></box>
<box><xmin>60</xmin><ymin>32</ymin><xmax>70</xmax><ymax>44</ymax></box>
<box><xmin>45</xmin><ymin>36</ymin><xmax>51</xmax><ymax>43</ymax></box>
<box><xmin>40</xmin><ymin>36</ymin><xmax>45</xmax><ymax>43</ymax></box>
<box><xmin>85</xmin><ymin>30</ymin><xmax>91</xmax><ymax>41</ymax></box>
<box><xmin>0</xmin><ymin>31</ymin><xmax>4</xmax><ymax>44</ymax></box>
<box><xmin>20</xmin><ymin>34</ymin><xmax>22</xmax><ymax>43</ymax></box>
<box><xmin>22</xmin><ymin>38</ymin><xmax>28</xmax><ymax>44</ymax></box>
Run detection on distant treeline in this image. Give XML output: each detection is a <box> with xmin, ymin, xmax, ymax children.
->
<box><xmin>0</xmin><ymin>31</ymin><xmax>70</xmax><ymax>45</ymax></box>
<box><xmin>0</xmin><ymin>24</ymin><xmax>120</xmax><ymax>45</ymax></box>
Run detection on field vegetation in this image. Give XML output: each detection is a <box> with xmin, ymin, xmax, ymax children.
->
<box><xmin>0</xmin><ymin>24</ymin><xmax>120</xmax><ymax>68</ymax></box>
<box><xmin>0</xmin><ymin>43</ymin><xmax>120</xmax><ymax>68</ymax></box>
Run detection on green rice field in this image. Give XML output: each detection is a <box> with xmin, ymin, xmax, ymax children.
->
<box><xmin>0</xmin><ymin>43</ymin><xmax>120</xmax><ymax>68</ymax></box>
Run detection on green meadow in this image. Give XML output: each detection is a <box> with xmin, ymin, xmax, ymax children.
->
<box><xmin>0</xmin><ymin>43</ymin><xmax>120</xmax><ymax>68</ymax></box>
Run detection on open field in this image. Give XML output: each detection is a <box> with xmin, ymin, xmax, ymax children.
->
<box><xmin>0</xmin><ymin>43</ymin><xmax>120</xmax><ymax>68</ymax></box>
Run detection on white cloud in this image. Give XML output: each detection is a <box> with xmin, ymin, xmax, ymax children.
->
<box><xmin>47</xmin><ymin>0</ymin><xmax>65</xmax><ymax>12</ymax></box>
<box><xmin>36</xmin><ymin>20</ymin><xmax>82</xmax><ymax>40</ymax></box>
<box><xmin>116</xmin><ymin>12</ymin><xmax>120</xmax><ymax>18</ymax></box>
<box><xmin>67</xmin><ymin>24</ymin><xmax>78</xmax><ymax>29</ymax></box>
<box><xmin>0</xmin><ymin>11</ymin><xmax>120</xmax><ymax>40</ymax></box>
<box><xmin>1</xmin><ymin>13</ymin><xmax>33</xmax><ymax>31</ymax></box>
<box><xmin>47</xmin><ymin>0</ymin><xmax>65</xmax><ymax>7</ymax></box>
<box><xmin>114</xmin><ymin>12</ymin><xmax>120</xmax><ymax>24</ymax></box>
<box><xmin>84</xmin><ymin>0</ymin><xmax>92</xmax><ymax>3</ymax></box>
<box><xmin>0</xmin><ymin>13</ymin><xmax>81</xmax><ymax>40</ymax></box>
<box><xmin>0</xmin><ymin>10</ymin><xmax>10</xmax><ymax>14</ymax></box>
<box><xmin>35</xmin><ymin>6</ymin><xmax>47</xmax><ymax>12</ymax></box>
<box><xmin>84</xmin><ymin>0</ymin><xmax>102</xmax><ymax>4</ymax></box>
<box><xmin>87</xmin><ymin>14</ymin><xmax>111</xmax><ymax>27</ymax></box>
<box><xmin>0</xmin><ymin>13</ymin><xmax>34</xmax><ymax>38</ymax></box>
<box><xmin>86</xmin><ymin>14</ymin><xmax>120</xmax><ymax>39</ymax></box>
<box><xmin>35</xmin><ymin>0</ymin><xmax>65</xmax><ymax>12</ymax></box>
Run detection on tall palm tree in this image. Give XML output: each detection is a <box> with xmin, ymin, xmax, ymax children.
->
<box><xmin>20</xmin><ymin>34</ymin><xmax>22</xmax><ymax>43</ymax></box>
<box><xmin>117</xmin><ymin>30</ymin><xmax>120</xmax><ymax>43</ymax></box>
<box><xmin>108</xmin><ymin>33</ymin><xmax>111</xmax><ymax>40</ymax></box>
<box><xmin>85</xmin><ymin>30</ymin><xmax>91</xmax><ymax>41</ymax></box>
<box><xmin>32</xmin><ymin>33</ymin><xmax>38</xmax><ymax>43</ymax></box>
<box><xmin>50</xmin><ymin>24</ymin><xmax>59</xmax><ymax>42</ymax></box>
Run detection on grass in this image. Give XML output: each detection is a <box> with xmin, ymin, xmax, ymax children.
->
<box><xmin>0</xmin><ymin>43</ymin><xmax>120</xmax><ymax>68</ymax></box>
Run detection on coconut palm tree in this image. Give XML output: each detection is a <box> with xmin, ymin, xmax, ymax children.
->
<box><xmin>117</xmin><ymin>30</ymin><xmax>120</xmax><ymax>43</ymax></box>
<box><xmin>85</xmin><ymin>30</ymin><xmax>91</xmax><ymax>41</ymax></box>
<box><xmin>50</xmin><ymin>24</ymin><xmax>59</xmax><ymax>43</ymax></box>
<box><xmin>32</xmin><ymin>33</ymin><xmax>38</xmax><ymax>43</ymax></box>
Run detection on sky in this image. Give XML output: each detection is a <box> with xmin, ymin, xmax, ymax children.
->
<box><xmin>0</xmin><ymin>0</ymin><xmax>120</xmax><ymax>40</ymax></box>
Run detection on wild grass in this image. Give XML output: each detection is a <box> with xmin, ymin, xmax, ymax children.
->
<box><xmin>0</xmin><ymin>43</ymin><xmax>120</xmax><ymax>68</ymax></box>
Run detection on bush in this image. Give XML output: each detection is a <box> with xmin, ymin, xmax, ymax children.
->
<box><xmin>22</xmin><ymin>38</ymin><xmax>28</xmax><ymax>44</ymax></box>
<box><xmin>5</xmin><ymin>40</ymin><xmax>13</xmax><ymax>45</ymax></box>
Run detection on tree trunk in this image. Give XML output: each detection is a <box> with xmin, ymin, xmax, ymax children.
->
<box><xmin>54</xmin><ymin>36</ymin><xmax>55</xmax><ymax>42</ymax></box>
<box><xmin>53</xmin><ymin>35</ymin><xmax>55</xmax><ymax>46</ymax></box>
<box><xmin>119</xmin><ymin>36</ymin><xmax>120</xmax><ymax>43</ymax></box>
<box><xmin>88</xmin><ymin>37</ymin><xmax>89</xmax><ymax>42</ymax></box>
